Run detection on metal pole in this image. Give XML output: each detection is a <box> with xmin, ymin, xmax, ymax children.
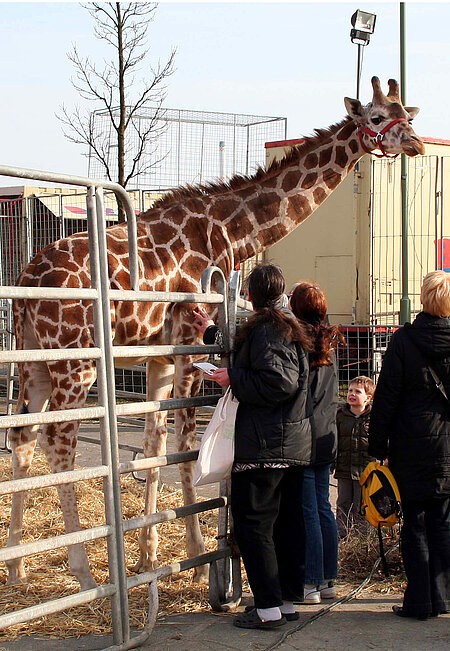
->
<box><xmin>399</xmin><ymin>1</ymin><xmax>411</xmax><ymax>324</ymax></box>
<box><xmin>356</xmin><ymin>44</ymin><xmax>362</xmax><ymax>99</ymax></box>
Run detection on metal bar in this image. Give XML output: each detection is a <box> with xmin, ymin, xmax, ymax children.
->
<box><xmin>0</xmin><ymin>465</ymin><xmax>109</xmax><ymax>496</ymax></box>
<box><xmin>115</xmin><ymin>394</ymin><xmax>220</xmax><ymax>417</ymax></box>
<box><xmin>119</xmin><ymin>450</ymin><xmax>198</xmax><ymax>474</ymax></box>
<box><xmin>0</xmin><ymin>584</ymin><xmax>116</xmax><ymax>630</ymax></box>
<box><xmin>126</xmin><ymin>548</ymin><xmax>232</xmax><ymax>591</ymax></box>
<box><xmin>122</xmin><ymin>497</ymin><xmax>228</xmax><ymax>532</ymax></box>
<box><xmin>92</xmin><ymin>186</ymin><xmax>130</xmax><ymax>643</ymax></box>
<box><xmin>0</xmin><ymin>525</ymin><xmax>111</xmax><ymax>563</ymax></box>
<box><xmin>112</xmin><ymin>344</ymin><xmax>219</xmax><ymax>358</ymax></box>
<box><xmin>108</xmin><ymin>289</ymin><xmax>224</xmax><ymax>303</ymax></box>
<box><xmin>0</xmin><ymin>405</ymin><xmax>105</xmax><ymax>430</ymax></box>
<box><xmin>0</xmin><ymin>287</ymin><xmax>98</xmax><ymax>300</ymax></box>
<box><xmin>0</xmin><ymin>347</ymin><xmax>102</xmax><ymax>363</ymax></box>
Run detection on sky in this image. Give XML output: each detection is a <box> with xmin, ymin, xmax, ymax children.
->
<box><xmin>1</xmin><ymin>0</ymin><xmax>449</xmax><ymax>187</ymax></box>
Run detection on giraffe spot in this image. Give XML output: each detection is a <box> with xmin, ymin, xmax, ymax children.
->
<box><xmin>61</xmin><ymin>464</ymin><xmax>69</xmax><ymax>471</ymax></box>
<box><xmin>335</xmin><ymin>146</ymin><xmax>349</xmax><ymax>169</ymax></box>
<box><xmin>215</xmin><ymin>197</ymin><xmax>241</xmax><ymax>216</ymax></box>
<box><xmin>185</xmin><ymin>198</ymin><xmax>206</xmax><ymax>214</ymax></box>
<box><xmin>287</xmin><ymin>195</ymin><xmax>312</xmax><ymax>221</ymax></box>
<box><xmin>237</xmin><ymin>186</ymin><xmax>257</xmax><ymax>200</ymax></box>
<box><xmin>245</xmin><ymin>242</ymin><xmax>256</xmax><ymax>258</ymax></box>
<box><xmin>54</xmin><ymin>391</ymin><xmax>65</xmax><ymax>405</ymax></box>
<box><xmin>349</xmin><ymin>139</ymin><xmax>358</xmax><ymax>154</ymax></box>
<box><xmin>337</xmin><ymin>120</ymin><xmax>356</xmax><ymax>141</ymax></box>
<box><xmin>281</xmin><ymin>170</ymin><xmax>301</xmax><ymax>193</ymax></box>
<box><xmin>324</xmin><ymin>172</ymin><xmax>342</xmax><ymax>190</ymax></box>
<box><xmin>125</xmin><ymin>320</ymin><xmax>139</xmax><ymax>340</ymax></box>
<box><xmin>304</xmin><ymin>153</ymin><xmax>318</xmax><ymax>169</ymax></box>
<box><xmin>151</xmin><ymin>222</ymin><xmax>178</xmax><ymax>246</ymax></box>
<box><xmin>319</xmin><ymin>147</ymin><xmax>333</xmax><ymax>167</ymax></box>
<box><xmin>301</xmin><ymin>173</ymin><xmax>318</xmax><ymax>190</ymax></box>
<box><xmin>313</xmin><ymin>187</ymin><xmax>327</xmax><ymax>204</ymax></box>
<box><xmin>112</xmin><ymin>268</ymin><xmax>131</xmax><ymax>289</ymax></box>
<box><xmin>115</xmin><ymin>322</ymin><xmax>126</xmax><ymax>341</ymax></box>
<box><xmin>72</xmin><ymin>438</ymin><xmax>77</xmax><ymax>448</ymax></box>
<box><xmin>262</xmin><ymin>176</ymin><xmax>279</xmax><ymax>189</ymax></box>
<box><xmin>226</xmin><ymin>212</ymin><xmax>253</xmax><ymax>239</ymax></box>
<box><xmin>248</xmin><ymin>193</ymin><xmax>280</xmax><ymax>224</ymax></box>
<box><xmin>39</xmin><ymin>301</ymin><xmax>60</xmax><ymax>323</ymax></box>
<box><xmin>120</xmin><ymin>301</ymin><xmax>135</xmax><ymax>318</ymax></box>
<box><xmin>165</xmin><ymin>205</ymin><xmax>187</xmax><ymax>225</ymax></box>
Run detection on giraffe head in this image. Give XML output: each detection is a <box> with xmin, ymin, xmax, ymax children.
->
<box><xmin>344</xmin><ymin>76</ymin><xmax>425</xmax><ymax>157</ymax></box>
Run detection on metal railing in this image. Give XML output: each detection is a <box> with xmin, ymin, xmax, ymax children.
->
<box><xmin>0</xmin><ymin>165</ymin><xmax>241</xmax><ymax>649</ymax></box>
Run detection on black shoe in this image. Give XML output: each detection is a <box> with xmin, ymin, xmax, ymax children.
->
<box><xmin>431</xmin><ymin>609</ymin><xmax>449</xmax><ymax>617</ymax></box>
<box><xmin>244</xmin><ymin>605</ymin><xmax>299</xmax><ymax>622</ymax></box>
<box><xmin>234</xmin><ymin>608</ymin><xmax>287</xmax><ymax>629</ymax></box>
<box><xmin>392</xmin><ymin>605</ymin><xmax>428</xmax><ymax>621</ymax></box>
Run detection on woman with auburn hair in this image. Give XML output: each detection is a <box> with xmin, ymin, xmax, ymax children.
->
<box><xmin>289</xmin><ymin>282</ymin><xmax>345</xmax><ymax>604</ymax></box>
<box><xmin>369</xmin><ymin>270</ymin><xmax>450</xmax><ymax>620</ymax></box>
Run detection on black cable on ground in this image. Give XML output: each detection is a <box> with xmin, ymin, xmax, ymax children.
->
<box><xmin>263</xmin><ymin>543</ymin><xmax>399</xmax><ymax>651</ymax></box>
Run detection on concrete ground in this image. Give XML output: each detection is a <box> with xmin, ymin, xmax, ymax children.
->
<box><xmin>3</xmin><ymin>592</ymin><xmax>449</xmax><ymax>650</ymax></box>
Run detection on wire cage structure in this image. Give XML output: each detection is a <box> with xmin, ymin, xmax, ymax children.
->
<box><xmin>371</xmin><ymin>155</ymin><xmax>450</xmax><ymax>323</ymax></box>
<box><xmin>88</xmin><ymin>107</ymin><xmax>287</xmax><ymax>189</ymax></box>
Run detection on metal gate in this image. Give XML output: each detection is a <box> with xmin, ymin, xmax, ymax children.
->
<box><xmin>0</xmin><ymin>165</ymin><xmax>241</xmax><ymax>649</ymax></box>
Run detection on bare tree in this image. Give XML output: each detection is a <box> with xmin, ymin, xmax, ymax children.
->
<box><xmin>58</xmin><ymin>2</ymin><xmax>175</xmax><ymax>190</ymax></box>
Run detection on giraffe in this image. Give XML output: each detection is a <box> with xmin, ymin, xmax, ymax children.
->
<box><xmin>6</xmin><ymin>77</ymin><xmax>425</xmax><ymax>590</ymax></box>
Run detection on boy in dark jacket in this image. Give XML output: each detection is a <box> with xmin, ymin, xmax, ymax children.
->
<box><xmin>334</xmin><ymin>375</ymin><xmax>376</xmax><ymax>537</ymax></box>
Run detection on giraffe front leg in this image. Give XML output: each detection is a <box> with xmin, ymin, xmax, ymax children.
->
<box><xmin>134</xmin><ymin>360</ymin><xmax>174</xmax><ymax>574</ymax></box>
<box><xmin>176</xmin><ymin>408</ymin><xmax>208</xmax><ymax>584</ymax></box>
<box><xmin>174</xmin><ymin>361</ymin><xmax>208</xmax><ymax>584</ymax></box>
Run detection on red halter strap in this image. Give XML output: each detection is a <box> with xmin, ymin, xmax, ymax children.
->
<box><xmin>356</xmin><ymin>117</ymin><xmax>408</xmax><ymax>159</ymax></box>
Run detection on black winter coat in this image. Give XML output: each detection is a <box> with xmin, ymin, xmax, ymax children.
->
<box><xmin>368</xmin><ymin>311</ymin><xmax>450</xmax><ymax>500</ymax></box>
<box><xmin>334</xmin><ymin>404</ymin><xmax>374</xmax><ymax>479</ymax></box>
<box><xmin>309</xmin><ymin>355</ymin><xmax>338</xmax><ymax>467</ymax></box>
<box><xmin>227</xmin><ymin>322</ymin><xmax>313</xmax><ymax>467</ymax></box>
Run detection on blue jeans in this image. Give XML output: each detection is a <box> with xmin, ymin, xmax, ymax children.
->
<box><xmin>302</xmin><ymin>464</ymin><xmax>338</xmax><ymax>585</ymax></box>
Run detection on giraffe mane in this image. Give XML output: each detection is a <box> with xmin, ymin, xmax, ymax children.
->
<box><xmin>152</xmin><ymin>117</ymin><xmax>353</xmax><ymax>209</ymax></box>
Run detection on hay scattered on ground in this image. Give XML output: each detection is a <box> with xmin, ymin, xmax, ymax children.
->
<box><xmin>0</xmin><ymin>453</ymin><xmax>221</xmax><ymax>641</ymax></box>
<box><xmin>0</xmin><ymin>453</ymin><xmax>404</xmax><ymax>641</ymax></box>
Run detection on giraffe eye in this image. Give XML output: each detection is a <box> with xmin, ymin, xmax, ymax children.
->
<box><xmin>371</xmin><ymin>116</ymin><xmax>384</xmax><ymax>126</ymax></box>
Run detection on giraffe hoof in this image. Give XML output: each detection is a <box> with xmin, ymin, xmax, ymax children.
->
<box><xmin>193</xmin><ymin>565</ymin><xmax>209</xmax><ymax>585</ymax></box>
<box><xmin>6</xmin><ymin>574</ymin><xmax>27</xmax><ymax>586</ymax></box>
<box><xmin>78</xmin><ymin>575</ymin><xmax>98</xmax><ymax>591</ymax></box>
<box><xmin>132</xmin><ymin>558</ymin><xmax>158</xmax><ymax>574</ymax></box>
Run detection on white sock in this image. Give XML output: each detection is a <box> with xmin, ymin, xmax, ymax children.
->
<box><xmin>280</xmin><ymin>600</ymin><xmax>295</xmax><ymax>614</ymax></box>
<box><xmin>256</xmin><ymin>606</ymin><xmax>282</xmax><ymax>622</ymax></box>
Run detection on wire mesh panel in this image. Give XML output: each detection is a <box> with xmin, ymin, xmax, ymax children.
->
<box><xmin>337</xmin><ymin>324</ymin><xmax>398</xmax><ymax>393</ymax></box>
<box><xmin>0</xmin><ymin>199</ymin><xmax>28</xmax><ymax>287</ymax></box>
<box><xmin>88</xmin><ymin>107</ymin><xmax>287</xmax><ymax>189</ymax></box>
<box><xmin>370</xmin><ymin>155</ymin><xmax>450</xmax><ymax>324</ymax></box>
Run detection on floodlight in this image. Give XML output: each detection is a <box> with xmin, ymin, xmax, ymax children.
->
<box><xmin>350</xmin><ymin>10</ymin><xmax>377</xmax><ymax>45</ymax></box>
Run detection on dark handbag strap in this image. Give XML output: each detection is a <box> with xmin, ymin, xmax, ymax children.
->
<box><xmin>404</xmin><ymin>326</ymin><xmax>450</xmax><ymax>404</ymax></box>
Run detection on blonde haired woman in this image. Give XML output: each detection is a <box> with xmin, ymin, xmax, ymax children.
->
<box><xmin>369</xmin><ymin>270</ymin><xmax>450</xmax><ymax>620</ymax></box>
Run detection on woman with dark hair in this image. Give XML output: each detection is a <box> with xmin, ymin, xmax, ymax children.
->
<box><xmin>193</xmin><ymin>264</ymin><xmax>314</xmax><ymax>629</ymax></box>
<box><xmin>289</xmin><ymin>282</ymin><xmax>344</xmax><ymax>604</ymax></box>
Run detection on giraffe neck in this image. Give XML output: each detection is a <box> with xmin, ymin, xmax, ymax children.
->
<box><xmin>222</xmin><ymin>117</ymin><xmax>362</xmax><ymax>265</ymax></box>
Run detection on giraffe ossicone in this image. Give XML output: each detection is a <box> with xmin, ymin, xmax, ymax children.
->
<box><xmin>6</xmin><ymin>77</ymin><xmax>424</xmax><ymax>590</ymax></box>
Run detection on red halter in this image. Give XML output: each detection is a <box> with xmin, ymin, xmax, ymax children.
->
<box><xmin>356</xmin><ymin>117</ymin><xmax>408</xmax><ymax>159</ymax></box>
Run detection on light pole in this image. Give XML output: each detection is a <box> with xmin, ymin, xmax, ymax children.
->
<box><xmin>399</xmin><ymin>2</ymin><xmax>410</xmax><ymax>325</ymax></box>
<box><xmin>350</xmin><ymin>10</ymin><xmax>377</xmax><ymax>99</ymax></box>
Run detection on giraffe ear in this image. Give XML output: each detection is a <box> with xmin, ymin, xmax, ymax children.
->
<box><xmin>344</xmin><ymin>97</ymin><xmax>363</xmax><ymax>120</ymax></box>
<box><xmin>404</xmin><ymin>106</ymin><xmax>420</xmax><ymax>119</ymax></box>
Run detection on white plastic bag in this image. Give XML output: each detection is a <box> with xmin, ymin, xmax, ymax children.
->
<box><xmin>193</xmin><ymin>386</ymin><xmax>239</xmax><ymax>486</ymax></box>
